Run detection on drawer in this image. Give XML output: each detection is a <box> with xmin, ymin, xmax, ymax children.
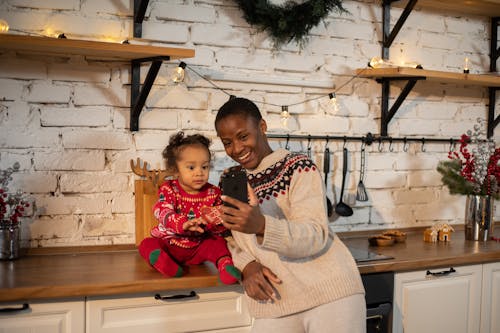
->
<box><xmin>86</xmin><ymin>285</ymin><xmax>251</xmax><ymax>333</ymax></box>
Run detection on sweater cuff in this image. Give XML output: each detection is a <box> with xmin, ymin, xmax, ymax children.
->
<box><xmin>259</xmin><ymin>215</ymin><xmax>285</xmax><ymax>252</ymax></box>
<box><xmin>234</xmin><ymin>251</ymin><xmax>256</xmax><ymax>272</ymax></box>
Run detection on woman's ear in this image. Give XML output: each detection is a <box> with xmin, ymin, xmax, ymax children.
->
<box><xmin>259</xmin><ymin>119</ymin><xmax>267</xmax><ymax>134</ymax></box>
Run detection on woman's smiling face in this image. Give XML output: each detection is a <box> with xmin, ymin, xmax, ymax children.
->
<box><xmin>216</xmin><ymin>114</ymin><xmax>272</xmax><ymax>170</ymax></box>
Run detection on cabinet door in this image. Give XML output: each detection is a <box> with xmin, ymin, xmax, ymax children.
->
<box><xmin>86</xmin><ymin>285</ymin><xmax>251</xmax><ymax>333</ymax></box>
<box><xmin>0</xmin><ymin>298</ymin><xmax>85</xmax><ymax>333</ymax></box>
<box><xmin>481</xmin><ymin>262</ymin><xmax>500</xmax><ymax>333</ymax></box>
<box><xmin>393</xmin><ymin>264</ymin><xmax>482</xmax><ymax>333</ymax></box>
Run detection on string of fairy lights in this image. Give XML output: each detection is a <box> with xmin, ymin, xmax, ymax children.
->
<box><xmin>171</xmin><ymin>61</ymin><xmax>370</xmax><ymax>128</ymax></box>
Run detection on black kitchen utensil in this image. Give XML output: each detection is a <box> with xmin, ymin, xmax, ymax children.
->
<box><xmin>356</xmin><ymin>144</ymin><xmax>368</xmax><ymax>202</ymax></box>
<box><xmin>323</xmin><ymin>145</ymin><xmax>333</xmax><ymax>217</ymax></box>
<box><xmin>335</xmin><ymin>147</ymin><xmax>353</xmax><ymax>216</ymax></box>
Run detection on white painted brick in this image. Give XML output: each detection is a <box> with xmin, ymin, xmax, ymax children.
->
<box><xmin>216</xmin><ymin>6</ymin><xmax>249</xmax><ymax>27</ymax></box>
<box><xmin>135</xmin><ymin>108</ymin><xmax>179</xmax><ymax>130</ymax></box>
<box><xmin>73</xmin><ymin>84</ymin><xmax>128</xmax><ymax>107</ymax></box>
<box><xmin>48</xmin><ymin>64</ymin><xmax>111</xmax><ymax>83</ymax></box>
<box><xmin>28</xmin><ymin>216</ymin><xmax>80</xmax><ymax>240</ymax></box>
<box><xmin>407</xmin><ymin>170</ymin><xmax>442</xmax><ymax>187</ymax></box>
<box><xmin>62</xmin><ymin>130</ymin><xmax>132</xmax><ymax>150</ymax></box>
<box><xmin>134</xmin><ymin>131</ymin><xmax>173</xmax><ymax>150</ymax></box>
<box><xmin>188</xmin><ymin>47</ymin><xmax>215</xmax><ymax>67</ymax></box>
<box><xmin>0</xmin><ymin>10</ymin><xmax>49</xmax><ymax>32</ymax></box>
<box><xmin>216</xmin><ymin>49</ymin><xmax>272</xmax><ymax>71</ymax></box>
<box><xmin>26</xmin><ymin>82</ymin><xmax>71</xmax><ymax>104</ymax></box>
<box><xmin>273</xmin><ymin>54</ymin><xmax>324</xmax><ymax>73</ymax></box>
<box><xmin>35</xmin><ymin>193</ymin><xmax>112</xmax><ymax>215</ymax></box>
<box><xmin>49</xmin><ymin>14</ymin><xmax>124</xmax><ymax>38</ymax></box>
<box><xmin>111</xmin><ymin>193</ymin><xmax>134</xmax><ymax>213</ymax></box>
<box><xmin>414</xmin><ymin>199</ymin><xmax>463</xmax><ymax>220</ymax></box>
<box><xmin>191</xmin><ymin>24</ymin><xmax>252</xmax><ymax>47</ymax></box>
<box><xmin>0</xmin><ymin>58</ymin><xmax>47</xmax><ymax>80</ymax></box>
<box><xmin>393</xmin><ymin>188</ymin><xmax>437</xmax><ymax>204</ymax></box>
<box><xmin>325</xmin><ymin>19</ymin><xmax>374</xmax><ymax>41</ymax></box>
<box><xmin>398</xmin><ymin>119</ymin><xmax>441</xmax><ymax>136</ymax></box>
<box><xmin>394</xmin><ymin>153</ymin><xmax>441</xmax><ymax>171</ymax></box>
<box><xmin>405</xmin><ymin>11</ymin><xmax>446</xmax><ymax>34</ymax></box>
<box><xmin>368</xmin><ymin>190</ymin><xmax>395</xmax><ymax>207</ymax></box>
<box><xmin>0</xmin><ymin>127</ymin><xmax>60</xmax><ymax>148</ymax></box>
<box><xmin>370</xmin><ymin>205</ymin><xmax>415</xmax><ymax>224</ymax></box>
<box><xmin>112</xmin><ymin>107</ymin><xmax>130</xmax><ymax>129</ymax></box>
<box><xmin>60</xmin><ymin>173</ymin><xmax>130</xmax><ymax>193</ymax></box>
<box><xmin>445</xmin><ymin>16</ymin><xmax>486</xmax><ymax>35</ymax></box>
<box><xmin>420</xmin><ymin>31</ymin><xmax>461</xmax><ymax>50</ymax></box>
<box><xmin>298</xmin><ymin>115</ymin><xmax>349</xmax><ymax>134</ymax></box>
<box><xmin>106</xmin><ymin>151</ymin><xmax>161</xmax><ymax>174</ymax></box>
<box><xmin>415</xmin><ymin>102</ymin><xmax>457</xmax><ymax>120</ymax></box>
<box><xmin>309</xmin><ymin>37</ymin><xmax>356</xmax><ymax>57</ymax></box>
<box><xmin>81</xmin><ymin>0</ymin><xmax>132</xmax><ymax>16</ymax></box>
<box><xmin>364</xmin><ymin>153</ymin><xmax>397</xmax><ymax>170</ymax></box>
<box><xmin>146</xmin><ymin>85</ymin><xmax>208</xmax><ymax>109</ymax></box>
<box><xmin>364</xmin><ymin>171</ymin><xmax>406</xmax><ymax>189</ymax></box>
<box><xmin>11</xmin><ymin>172</ymin><xmax>57</xmax><ymax>193</ymax></box>
<box><xmin>41</xmin><ymin>106</ymin><xmax>111</xmax><ymax>127</ymax></box>
<box><xmin>142</xmin><ymin>22</ymin><xmax>190</xmax><ymax>44</ymax></box>
<box><xmin>83</xmin><ymin>214</ymin><xmax>134</xmax><ymax>237</ymax></box>
<box><xmin>154</xmin><ymin>3</ymin><xmax>216</xmax><ymax>23</ymax></box>
<box><xmin>0</xmin><ymin>79</ymin><xmax>25</xmax><ymax>101</ymax></box>
<box><xmin>180</xmin><ymin>109</ymin><xmax>217</xmax><ymax>131</ymax></box>
<box><xmin>0</xmin><ymin>152</ymin><xmax>32</xmax><ymax>171</ymax></box>
<box><xmin>35</xmin><ymin>151</ymin><xmax>105</xmax><ymax>171</ymax></box>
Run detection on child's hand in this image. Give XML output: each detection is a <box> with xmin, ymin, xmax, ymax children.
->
<box><xmin>183</xmin><ymin>218</ymin><xmax>206</xmax><ymax>233</ymax></box>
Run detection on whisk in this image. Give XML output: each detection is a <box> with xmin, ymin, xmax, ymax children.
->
<box><xmin>356</xmin><ymin>144</ymin><xmax>369</xmax><ymax>201</ymax></box>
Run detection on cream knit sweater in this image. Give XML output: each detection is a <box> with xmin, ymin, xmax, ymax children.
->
<box><xmin>228</xmin><ymin>149</ymin><xmax>365</xmax><ymax>318</ymax></box>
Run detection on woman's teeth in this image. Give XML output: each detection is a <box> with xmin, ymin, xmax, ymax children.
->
<box><xmin>239</xmin><ymin>152</ymin><xmax>250</xmax><ymax>162</ymax></box>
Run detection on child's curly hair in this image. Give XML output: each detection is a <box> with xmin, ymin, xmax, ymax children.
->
<box><xmin>163</xmin><ymin>132</ymin><xmax>212</xmax><ymax>173</ymax></box>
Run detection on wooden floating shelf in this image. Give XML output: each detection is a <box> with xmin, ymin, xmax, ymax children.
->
<box><xmin>356</xmin><ymin>67</ymin><xmax>500</xmax><ymax>87</ymax></box>
<box><xmin>0</xmin><ymin>34</ymin><xmax>194</xmax><ymax>61</ymax></box>
<box><xmin>390</xmin><ymin>0</ymin><xmax>500</xmax><ymax>17</ymax></box>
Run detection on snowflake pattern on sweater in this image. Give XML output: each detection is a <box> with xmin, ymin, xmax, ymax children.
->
<box><xmin>151</xmin><ymin>179</ymin><xmax>225</xmax><ymax>248</ymax></box>
<box><xmin>246</xmin><ymin>153</ymin><xmax>317</xmax><ymax>203</ymax></box>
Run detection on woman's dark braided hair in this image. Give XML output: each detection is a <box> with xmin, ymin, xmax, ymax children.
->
<box><xmin>163</xmin><ymin>132</ymin><xmax>211</xmax><ymax>172</ymax></box>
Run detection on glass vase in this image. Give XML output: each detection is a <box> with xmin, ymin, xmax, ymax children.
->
<box><xmin>464</xmin><ymin>195</ymin><xmax>494</xmax><ymax>241</ymax></box>
<box><xmin>0</xmin><ymin>222</ymin><xmax>20</xmax><ymax>260</ymax></box>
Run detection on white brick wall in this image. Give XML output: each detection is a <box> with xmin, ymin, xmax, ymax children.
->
<box><xmin>0</xmin><ymin>0</ymin><xmax>497</xmax><ymax>247</ymax></box>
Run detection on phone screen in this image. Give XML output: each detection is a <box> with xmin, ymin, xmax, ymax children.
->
<box><xmin>221</xmin><ymin>170</ymin><xmax>248</xmax><ymax>209</ymax></box>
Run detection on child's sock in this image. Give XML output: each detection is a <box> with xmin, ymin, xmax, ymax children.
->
<box><xmin>139</xmin><ymin>238</ymin><xmax>183</xmax><ymax>277</ymax></box>
<box><xmin>216</xmin><ymin>256</ymin><xmax>241</xmax><ymax>284</ymax></box>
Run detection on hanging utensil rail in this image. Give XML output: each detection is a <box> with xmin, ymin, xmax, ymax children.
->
<box><xmin>267</xmin><ymin>132</ymin><xmax>467</xmax><ymax>149</ymax></box>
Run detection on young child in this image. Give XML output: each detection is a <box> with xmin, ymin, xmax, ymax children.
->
<box><xmin>138</xmin><ymin>131</ymin><xmax>240</xmax><ymax>284</ymax></box>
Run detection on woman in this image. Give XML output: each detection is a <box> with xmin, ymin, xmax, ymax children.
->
<box><xmin>215</xmin><ymin>97</ymin><xmax>366</xmax><ymax>333</ymax></box>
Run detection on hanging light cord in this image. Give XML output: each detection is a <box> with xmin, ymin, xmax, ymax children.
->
<box><xmin>183</xmin><ymin>63</ymin><xmax>368</xmax><ymax>110</ymax></box>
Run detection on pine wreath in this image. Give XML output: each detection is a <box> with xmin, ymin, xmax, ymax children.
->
<box><xmin>234</xmin><ymin>0</ymin><xmax>347</xmax><ymax>48</ymax></box>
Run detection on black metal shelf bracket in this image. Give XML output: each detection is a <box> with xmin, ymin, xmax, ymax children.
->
<box><xmin>134</xmin><ymin>0</ymin><xmax>150</xmax><ymax>38</ymax></box>
<box><xmin>382</xmin><ymin>0</ymin><xmax>417</xmax><ymax>59</ymax></box>
<box><xmin>488</xmin><ymin>17</ymin><xmax>500</xmax><ymax>138</ymax></box>
<box><xmin>378</xmin><ymin>76</ymin><xmax>425</xmax><ymax>136</ymax></box>
<box><xmin>130</xmin><ymin>56</ymin><xmax>170</xmax><ymax>132</ymax></box>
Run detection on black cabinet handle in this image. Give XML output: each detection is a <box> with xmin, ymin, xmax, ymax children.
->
<box><xmin>154</xmin><ymin>291</ymin><xmax>198</xmax><ymax>301</ymax></box>
<box><xmin>426</xmin><ymin>267</ymin><xmax>456</xmax><ymax>276</ymax></box>
<box><xmin>0</xmin><ymin>303</ymin><xmax>30</xmax><ymax>313</ymax></box>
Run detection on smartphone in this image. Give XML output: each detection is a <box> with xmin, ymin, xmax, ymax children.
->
<box><xmin>221</xmin><ymin>169</ymin><xmax>248</xmax><ymax>209</ymax></box>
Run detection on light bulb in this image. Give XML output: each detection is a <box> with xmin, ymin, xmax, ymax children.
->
<box><xmin>368</xmin><ymin>57</ymin><xmax>392</xmax><ymax>68</ymax></box>
<box><xmin>280</xmin><ymin>106</ymin><xmax>290</xmax><ymax>128</ymax></box>
<box><xmin>0</xmin><ymin>19</ymin><xmax>9</xmax><ymax>33</ymax></box>
<box><xmin>171</xmin><ymin>62</ymin><xmax>186</xmax><ymax>83</ymax></box>
<box><xmin>464</xmin><ymin>57</ymin><xmax>470</xmax><ymax>74</ymax></box>
<box><xmin>328</xmin><ymin>93</ymin><xmax>340</xmax><ymax>113</ymax></box>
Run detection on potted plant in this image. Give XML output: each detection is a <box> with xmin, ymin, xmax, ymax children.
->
<box><xmin>437</xmin><ymin>118</ymin><xmax>500</xmax><ymax>241</ymax></box>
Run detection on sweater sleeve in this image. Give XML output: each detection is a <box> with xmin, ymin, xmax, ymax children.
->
<box><xmin>259</xmin><ymin>163</ymin><xmax>330</xmax><ymax>259</ymax></box>
<box><xmin>153</xmin><ymin>183</ymin><xmax>188</xmax><ymax>234</ymax></box>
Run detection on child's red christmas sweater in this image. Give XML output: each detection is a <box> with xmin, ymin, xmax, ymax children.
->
<box><xmin>151</xmin><ymin>179</ymin><xmax>225</xmax><ymax>248</ymax></box>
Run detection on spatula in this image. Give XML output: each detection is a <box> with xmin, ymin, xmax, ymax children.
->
<box><xmin>356</xmin><ymin>145</ymin><xmax>368</xmax><ymax>201</ymax></box>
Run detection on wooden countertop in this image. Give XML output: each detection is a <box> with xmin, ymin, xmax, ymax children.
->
<box><xmin>1</xmin><ymin>229</ymin><xmax>500</xmax><ymax>303</ymax></box>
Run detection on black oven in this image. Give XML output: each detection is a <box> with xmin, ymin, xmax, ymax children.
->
<box><xmin>348</xmin><ymin>247</ymin><xmax>394</xmax><ymax>333</ymax></box>
<box><xmin>362</xmin><ymin>271</ymin><xmax>394</xmax><ymax>333</ymax></box>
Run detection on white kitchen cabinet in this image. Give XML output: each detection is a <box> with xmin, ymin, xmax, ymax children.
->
<box><xmin>393</xmin><ymin>264</ymin><xmax>482</xmax><ymax>333</ymax></box>
<box><xmin>481</xmin><ymin>262</ymin><xmax>500</xmax><ymax>333</ymax></box>
<box><xmin>0</xmin><ymin>298</ymin><xmax>85</xmax><ymax>333</ymax></box>
<box><xmin>86</xmin><ymin>285</ymin><xmax>251</xmax><ymax>333</ymax></box>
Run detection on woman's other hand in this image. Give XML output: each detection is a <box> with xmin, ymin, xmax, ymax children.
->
<box><xmin>242</xmin><ymin>261</ymin><xmax>281</xmax><ymax>302</ymax></box>
<box><xmin>221</xmin><ymin>184</ymin><xmax>265</xmax><ymax>235</ymax></box>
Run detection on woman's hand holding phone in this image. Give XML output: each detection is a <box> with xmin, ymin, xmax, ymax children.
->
<box><xmin>221</xmin><ymin>184</ymin><xmax>265</xmax><ymax>236</ymax></box>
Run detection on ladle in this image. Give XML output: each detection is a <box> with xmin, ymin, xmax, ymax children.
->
<box><xmin>335</xmin><ymin>147</ymin><xmax>353</xmax><ymax>217</ymax></box>
<box><xmin>323</xmin><ymin>145</ymin><xmax>333</xmax><ymax>217</ymax></box>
